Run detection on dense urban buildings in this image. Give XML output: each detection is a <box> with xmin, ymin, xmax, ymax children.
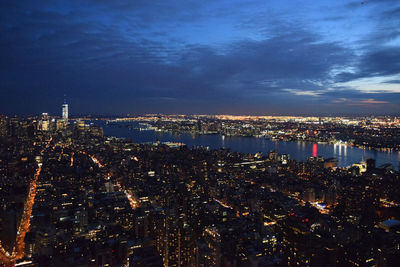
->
<box><xmin>1</xmin><ymin>1</ymin><xmax>400</xmax><ymax>266</ymax></box>
<box><xmin>0</xmin><ymin>106</ymin><xmax>400</xmax><ymax>266</ymax></box>
<box><xmin>110</xmin><ymin>114</ymin><xmax>400</xmax><ymax>151</ymax></box>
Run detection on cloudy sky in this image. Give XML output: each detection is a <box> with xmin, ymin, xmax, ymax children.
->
<box><xmin>1</xmin><ymin>0</ymin><xmax>400</xmax><ymax>115</ymax></box>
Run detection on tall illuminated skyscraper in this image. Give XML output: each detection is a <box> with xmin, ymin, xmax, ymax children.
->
<box><xmin>40</xmin><ymin>113</ymin><xmax>50</xmax><ymax>131</ymax></box>
<box><xmin>62</xmin><ymin>101</ymin><xmax>68</xmax><ymax>123</ymax></box>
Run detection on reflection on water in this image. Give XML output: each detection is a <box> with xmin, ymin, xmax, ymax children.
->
<box><xmin>97</xmin><ymin>121</ymin><xmax>399</xmax><ymax>169</ymax></box>
<box><xmin>312</xmin><ymin>143</ymin><xmax>317</xmax><ymax>158</ymax></box>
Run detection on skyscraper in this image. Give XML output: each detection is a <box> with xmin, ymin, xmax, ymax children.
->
<box><xmin>40</xmin><ymin>113</ymin><xmax>50</xmax><ymax>131</ymax></box>
<box><xmin>62</xmin><ymin>101</ymin><xmax>68</xmax><ymax>123</ymax></box>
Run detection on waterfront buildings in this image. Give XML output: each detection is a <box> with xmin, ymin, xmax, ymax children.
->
<box><xmin>0</xmin><ymin>114</ymin><xmax>399</xmax><ymax>266</ymax></box>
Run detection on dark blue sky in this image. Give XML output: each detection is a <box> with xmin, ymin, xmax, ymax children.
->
<box><xmin>1</xmin><ymin>0</ymin><xmax>400</xmax><ymax>115</ymax></box>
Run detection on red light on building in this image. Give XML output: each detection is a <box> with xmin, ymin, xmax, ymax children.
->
<box><xmin>312</xmin><ymin>143</ymin><xmax>317</xmax><ymax>157</ymax></box>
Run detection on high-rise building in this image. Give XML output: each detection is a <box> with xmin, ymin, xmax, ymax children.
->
<box><xmin>75</xmin><ymin>120</ymin><xmax>85</xmax><ymax>130</ymax></box>
<box><xmin>56</xmin><ymin>119</ymin><xmax>65</xmax><ymax>131</ymax></box>
<box><xmin>0</xmin><ymin>116</ymin><xmax>7</xmax><ymax>136</ymax></box>
<box><xmin>196</xmin><ymin>227</ymin><xmax>221</xmax><ymax>267</ymax></box>
<box><xmin>62</xmin><ymin>101</ymin><xmax>68</xmax><ymax>123</ymax></box>
<box><xmin>40</xmin><ymin>113</ymin><xmax>50</xmax><ymax>131</ymax></box>
<box><xmin>303</xmin><ymin>188</ymin><xmax>315</xmax><ymax>203</ymax></box>
<box><xmin>74</xmin><ymin>209</ymin><xmax>88</xmax><ymax>233</ymax></box>
<box><xmin>8</xmin><ymin>117</ymin><xmax>19</xmax><ymax>137</ymax></box>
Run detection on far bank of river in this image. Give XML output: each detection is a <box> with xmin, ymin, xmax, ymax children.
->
<box><xmin>93</xmin><ymin>121</ymin><xmax>399</xmax><ymax>170</ymax></box>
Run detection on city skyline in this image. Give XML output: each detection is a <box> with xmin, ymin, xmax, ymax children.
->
<box><xmin>1</xmin><ymin>1</ymin><xmax>400</xmax><ymax>115</ymax></box>
<box><xmin>1</xmin><ymin>110</ymin><xmax>400</xmax><ymax>266</ymax></box>
<box><xmin>1</xmin><ymin>2</ymin><xmax>400</xmax><ymax>263</ymax></box>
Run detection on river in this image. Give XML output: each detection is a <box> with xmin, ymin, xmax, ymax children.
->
<box><xmin>93</xmin><ymin>121</ymin><xmax>400</xmax><ymax>170</ymax></box>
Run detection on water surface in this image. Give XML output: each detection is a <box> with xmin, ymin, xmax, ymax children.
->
<box><xmin>94</xmin><ymin>121</ymin><xmax>400</xmax><ymax>169</ymax></box>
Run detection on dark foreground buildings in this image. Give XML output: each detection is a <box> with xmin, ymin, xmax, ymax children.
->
<box><xmin>0</xmin><ymin>115</ymin><xmax>400</xmax><ymax>266</ymax></box>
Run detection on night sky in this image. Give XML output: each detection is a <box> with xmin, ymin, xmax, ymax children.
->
<box><xmin>1</xmin><ymin>0</ymin><xmax>400</xmax><ymax>116</ymax></box>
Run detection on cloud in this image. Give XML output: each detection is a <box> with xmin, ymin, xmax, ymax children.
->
<box><xmin>355</xmin><ymin>99</ymin><xmax>388</xmax><ymax>105</ymax></box>
<box><xmin>332</xmin><ymin>97</ymin><xmax>390</xmax><ymax>105</ymax></box>
<box><xmin>0</xmin><ymin>0</ymin><xmax>399</xmax><ymax>115</ymax></box>
<box><xmin>345</xmin><ymin>0</ymin><xmax>400</xmax><ymax>9</ymax></box>
<box><xmin>348</xmin><ymin>99</ymin><xmax>389</xmax><ymax>106</ymax></box>
<box><xmin>384</xmin><ymin>79</ymin><xmax>400</xmax><ymax>84</ymax></box>
<box><xmin>0</xmin><ymin>3</ymin><xmax>352</xmax><ymax>100</ymax></box>
<box><xmin>283</xmin><ymin>89</ymin><xmax>323</xmax><ymax>97</ymax></box>
<box><xmin>334</xmin><ymin>1</ymin><xmax>400</xmax><ymax>83</ymax></box>
<box><xmin>336</xmin><ymin>75</ymin><xmax>400</xmax><ymax>94</ymax></box>
<box><xmin>335</xmin><ymin>47</ymin><xmax>400</xmax><ymax>82</ymax></box>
